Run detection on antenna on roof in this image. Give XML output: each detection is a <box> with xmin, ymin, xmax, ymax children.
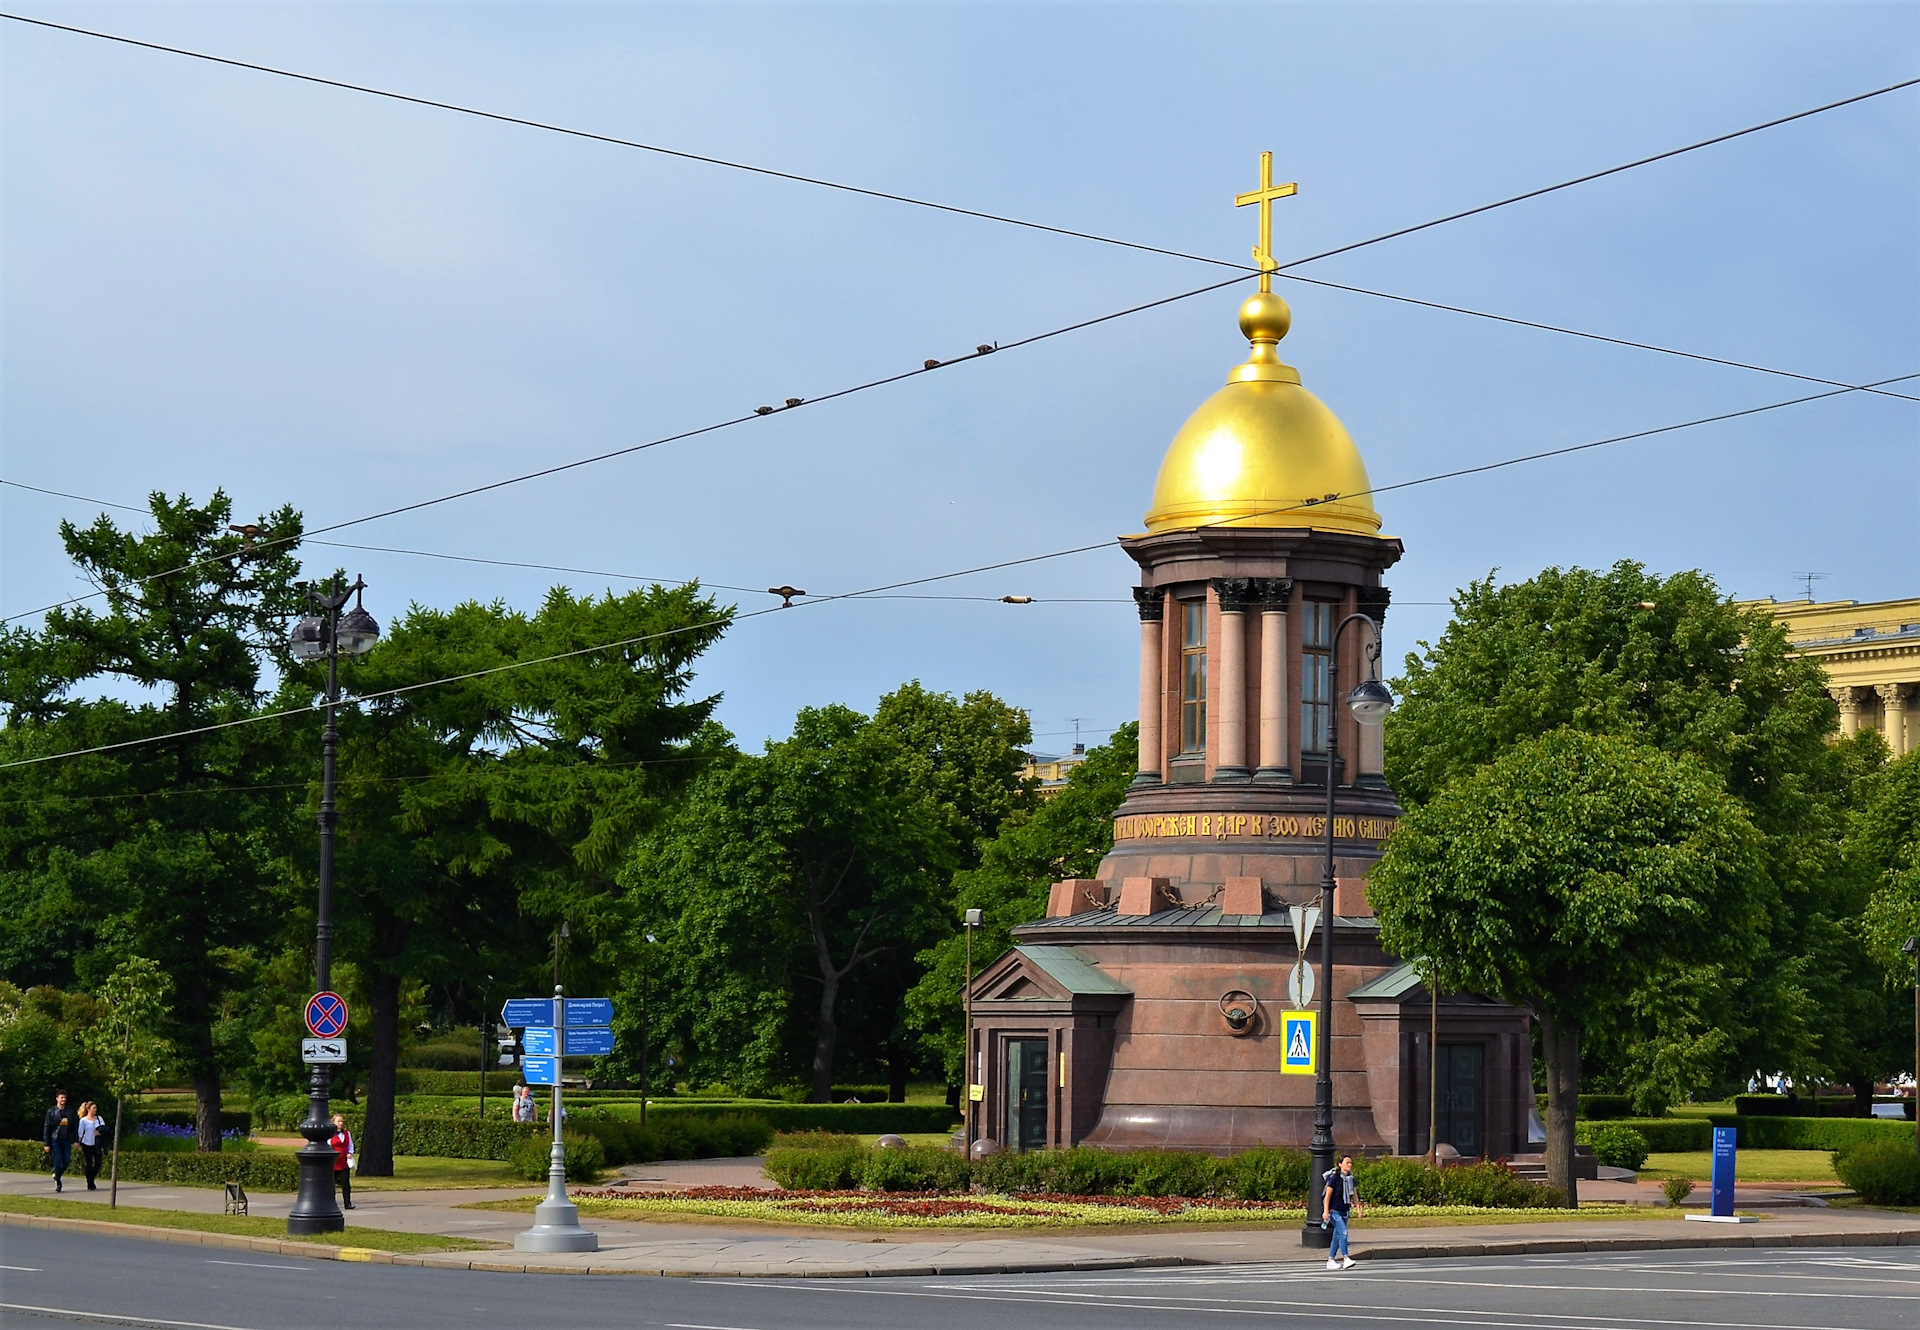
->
<box><xmin>1792</xmin><ymin>572</ymin><xmax>1830</xmax><ymax>602</ymax></box>
<box><xmin>1068</xmin><ymin>717</ymin><xmax>1088</xmax><ymax>756</ymax></box>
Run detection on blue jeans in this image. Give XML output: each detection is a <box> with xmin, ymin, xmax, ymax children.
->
<box><xmin>48</xmin><ymin>1141</ymin><xmax>71</xmax><ymax>1185</ymax></box>
<box><xmin>1329</xmin><ymin>1209</ymin><xmax>1350</xmax><ymax>1259</ymax></box>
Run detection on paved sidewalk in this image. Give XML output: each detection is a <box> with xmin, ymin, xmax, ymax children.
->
<box><xmin>7</xmin><ymin>1167</ymin><xmax>1918</xmax><ymax>1278</ymax></box>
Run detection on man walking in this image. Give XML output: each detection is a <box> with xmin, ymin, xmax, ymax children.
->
<box><xmin>1322</xmin><ymin>1154</ymin><xmax>1362</xmax><ymax>1270</ymax></box>
<box><xmin>42</xmin><ymin>1091</ymin><xmax>78</xmax><ymax>1193</ymax></box>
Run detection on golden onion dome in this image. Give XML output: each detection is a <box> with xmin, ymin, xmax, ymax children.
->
<box><xmin>1143</xmin><ymin>292</ymin><xmax>1381</xmax><ymax>536</ymax></box>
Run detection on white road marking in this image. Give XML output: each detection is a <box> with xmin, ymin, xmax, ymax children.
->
<box><xmin>0</xmin><ymin>1303</ymin><xmax>266</xmax><ymax>1330</ymax></box>
<box><xmin>0</xmin><ymin>1264</ymin><xmax>42</xmax><ymax>1271</ymax></box>
<box><xmin>205</xmin><ymin>1259</ymin><xmax>308</xmax><ymax>1270</ymax></box>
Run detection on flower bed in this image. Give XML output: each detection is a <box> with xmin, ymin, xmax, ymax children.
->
<box><xmin>562</xmin><ymin>1185</ymin><xmax>1591</xmax><ymax>1230</ymax></box>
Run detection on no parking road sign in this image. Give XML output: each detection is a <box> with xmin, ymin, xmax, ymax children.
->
<box><xmin>305</xmin><ymin>991</ymin><xmax>349</xmax><ymax>1039</ymax></box>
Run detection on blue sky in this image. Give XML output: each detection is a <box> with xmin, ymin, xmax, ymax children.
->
<box><xmin>4</xmin><ymin>2</ymin><xmax>1915</xmax><ymax>753</ymax></box>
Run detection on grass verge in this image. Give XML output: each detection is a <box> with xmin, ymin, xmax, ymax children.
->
<box><xmin>0</xmin><ymin>1193</ymin><xmax>497</xmax><ymax>1253</ymax></box>
<box><xmin>1640</xmin><ymin>1149</ymin><xmax>1839</xmax><ymax>1184</ymax></box>
<box><xmin>350</xmin><ymin>1156</ymin><xmax>531</xmax><ymax>1191</ymax></box>
<box><xmin>465</xmin><ymin>1191</ymin><xmax>1656</xmax><ymax>1232</ymax></box>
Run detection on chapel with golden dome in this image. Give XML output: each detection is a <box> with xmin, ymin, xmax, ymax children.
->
<box><xmin>962</xmin><ymin>158</ymin><xmax>1535</xmax><ymax>1169</ymax></box>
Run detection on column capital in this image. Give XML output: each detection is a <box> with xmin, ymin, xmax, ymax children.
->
<box><xmin>1875</xmin><ymin>682</ymin><xmax>1909</xmax><ymax>706</ymax></box>
<box><xmin>1253</xmin><ymin>576</ymin><xmax>1294</xmax><ymax>611</ymax></box>
<box><xmin>1830</xmin><ymin>685</ymin><xmax>1864</xmax><ymax>711</ymax></box>
<box><xmin>1212</xmin><ymin>576</ymin><xmax>1257</xmax><ymax>614</ymax></box>
<box><xmin>1132</xmin><ymin>586</ymin><xmax>1165</xmax><ymax>623</ymax></box>
<box><xmin>1358</xmin><ymin>586</ymin><xmax>1392</xmax><ymax>627</ymax></box>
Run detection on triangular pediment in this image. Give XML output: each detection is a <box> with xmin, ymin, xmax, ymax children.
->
<box><xmin>969</xmin><ymin>944</ymin><xmax>1132</xmax><ymax>1003</ymax></box>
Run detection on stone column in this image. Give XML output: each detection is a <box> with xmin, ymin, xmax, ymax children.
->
<box><xmin>1356</xmin><ymin>587</ymin><xmax>1392</xmax><ymax>788</ymax></box>
<box><xmin>1831</xmin><ymin>686</ymin><xmax>1864</xmax><ymax>738</ymax></box>
<box><xmin>1877</xmin><ymin>683</ymin><xmax>1910</xmax><ymax>756</ymax></box>
<box><xmin>1212</xmin><ymin>578</ymin><xmax>1253</xmax><ymax>782</ymax></box>
<box><xmin>1133</xmin><ymin>587</ymin><xmax>1164</xmax><ymax>785</ymax></box>
<box><xmin>1255</xmin><ymin>578</ymin><xmax>1293</xmax><ymax>783</ymax></box>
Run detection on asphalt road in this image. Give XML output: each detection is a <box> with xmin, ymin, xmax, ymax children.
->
<box><xmin>2</xmin><ymin>1228</ymin><xmax>1917</xmax><ymax>1330</ymax></box>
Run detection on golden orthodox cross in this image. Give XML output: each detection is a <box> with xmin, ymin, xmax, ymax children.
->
<box><xmin>1234</xmin><ymin>151</ymin><xmax>1296</xmax><ymax>293</ymax></box>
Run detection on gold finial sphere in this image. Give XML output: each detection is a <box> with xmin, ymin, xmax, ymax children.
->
<box><xmin>1238</xmin><ymin>292</ymin><xmax>1291</xmax><ymax>344</ymax></box>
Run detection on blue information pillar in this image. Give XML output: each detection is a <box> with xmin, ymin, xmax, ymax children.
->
<box><xmin>1709</xmin><ymin>1126</ymin><xmax>1737</xmax><ymax>1218</ymax></box>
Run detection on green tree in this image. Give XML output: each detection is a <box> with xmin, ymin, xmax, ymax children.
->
<box><xmin>904</xmin><ymin>724</ymin><xmax>1137</xmax><ymax>1083</ymax></box>
<box><xmin>78</xmin><ymin>956</ymin><xmax>174</xmax><ymax>1207</ymax></box>
<box><xmin>0</xmin><ymin>983</ymin><xmax>107</xmax><ymax>1140</ymax></box>
<box><xmin>313</xmin><ymin>584</ymin><xmax>730</xmax><ymax>1174</ymax></box>
<box><xmin>1371</xmin><ymin>728</ymin><xmax>1765</xmax><ymax>1204</ymax></box>
<box><xmin>0</xmin><ymin>492</ymin><xmax>305</xmax><ymax>1149</ymax></box>
<box><xmin>1859</xmin><ymin>750</ymin><xmax>1920</xmax><ymax>970</ymax></box>
<box><xmin>1382</xmin><ymin>562</ymin><xmax>1854</xmax><ymax>1099</ymax></box>
<box><xmin>621</xmin><ymin>684</ymin><xmax>1032</xmax><ymax>1101</ymax></box>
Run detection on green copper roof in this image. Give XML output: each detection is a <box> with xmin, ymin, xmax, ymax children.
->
<box><xmin>1016</xmin><ymin>945</ymin><xmax>1132</xmax><ymax>995</ymax></box>
<box><xmin>1346</xmin><ymin>961</ymin><xmax>1427</xmax><ymax>1000</ymax></box>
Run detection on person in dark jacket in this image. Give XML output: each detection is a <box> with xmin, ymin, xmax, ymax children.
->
<box><xmin>1322</xmin><ymin>1154</ymin><xmax>1362</xmax><ymax>1269</ymax></box>
<box><xmin>42</xmin><ymin>1092</ymin><xmax>79</xmax><ymax>1193</ymax></box>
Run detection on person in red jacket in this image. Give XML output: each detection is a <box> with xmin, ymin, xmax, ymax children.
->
<box><xmin>328</xmin><ymin>1113</ymin><xmax>355</xmax><ymax>1210</ymax></box>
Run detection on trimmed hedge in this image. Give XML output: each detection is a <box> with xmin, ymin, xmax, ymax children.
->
<box><xmin>395</xmin><ymin>1070</ymin><xmax>520</xmax><ymax>1096</ymax></box>
<box><xmin>1577</xmin><ymin>1118</ymin><xmax>1712</xmax><ymax>1152</ymax></box>
<box><xmin>1535</xmin><ymin>1094</ymin><xmax>1637</xmax><ymax>1121</ymax></box>
<box><xmin>1833</xmin><ymin>1141</ymin><xmax>1920</xmax><ymax>1206</ymax></box>
<box><xmin>636</xmin><ymin>1101</ymin><xmax>955</xmax><ymax>1134</ymax></box>
<box><xmin>575</xmin><ymin>1113</ymin><xmax>773</xmax><ymax>1167</ymax></box>
<box><xmin>1586</xmin><ymin>1125</ymin><xmax>1650</xmax><ymax>1171</ymax></box>
<box><xmin>335</xmin><ymin>1113</ymin><xmax>538</xmax><ymax>1161</ymax></box>
<box><xmin>1700</xmin><ymin>1114</ymin><xmax>1912</xmax><ymax>1152</ymax></box>
<box><xmin>0</xmin><ymin>1138</ymin><xmax>301</xmax><ymax>1190</ymax></box>
<box><xmin>1732</xmin><ymin>1094</ymin><xmax>1796</xmax><ymax>1116</ymax></box>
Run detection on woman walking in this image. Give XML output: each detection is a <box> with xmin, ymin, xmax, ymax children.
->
<box><xmin>76</xmin><ymin>1102</ymin><xmax>106</xmax><ymax>1190</ymax></box>
<box><xmin>1322</xmin><ymin>1154</ymin><xmax>1362</xmax><ymax>1270</ymax></box>
<box><xmin>328</xmin><ymin>1113</ymin><xmax>355</xmax><ymax>1211</ymax></box>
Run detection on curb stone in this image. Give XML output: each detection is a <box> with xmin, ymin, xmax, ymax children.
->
<box><xmin>7</xmin><ymin>1210</ymin><xmax>1919</xmax><ymax>1275</ymax></box>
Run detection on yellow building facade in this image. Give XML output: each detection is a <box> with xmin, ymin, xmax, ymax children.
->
<box><xmin>1758</xmin><ymin>596</ymin><xmax>1920</xmax><ymax>756</ymax></box>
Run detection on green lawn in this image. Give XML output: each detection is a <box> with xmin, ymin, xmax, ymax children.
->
<box><xmin>0</xmin><ymin>1193</ymin><xmax>496</xmax><ymax>1253</ymax></box>
<box><xmin>1640</xmin><ymin>1149</ymin><xmax>1839</xmax><ymax>1184</ymax></box>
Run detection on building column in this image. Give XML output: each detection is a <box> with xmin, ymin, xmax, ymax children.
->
<box><xmin>1831</xmin><ymin>686</ymin><xmax>1864</xmax><ymax>738</ymax></box>
<box><xmin>1877</xmin><ymin>683</ymin><xmax>1910</xmax><ymax>756</ymax></box>
<box><xmin>1212</xmin><ymin>578</ymin><xmax>1253</xmax><ymax>782</ymax></box>
<box><xmin>1356</xmin><ymin>587</ymin><xmax>1391</xmax><ymax>789</ymax></box>
<box><xmin>1133</xmin><ymin>587</ymin><xmax>1164</xmax><ymax>785</ymax></box>
<box><xmin>1255</xmin><ymin>577</ymin><xmax>1293</xmax><ymax>782</ymax></box>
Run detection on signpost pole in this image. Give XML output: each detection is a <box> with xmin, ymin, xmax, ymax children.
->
<box><xmin>514</xmin><ymin>984</ymin><xmax>597</xmax><ymax>1253</ymax></box>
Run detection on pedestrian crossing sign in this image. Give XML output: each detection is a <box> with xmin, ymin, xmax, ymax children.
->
<box><xmin>1280</xmin><ymin>1010</ymin><xmax>1317</xmax><ymax>1074</ymax></box>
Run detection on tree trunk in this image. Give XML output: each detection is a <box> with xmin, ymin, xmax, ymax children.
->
<box><xmin>360</xmin><ymin>966</ymin><xmax>402</xmax><ymax>1177</ymax></box>
<box><xmin>1851</xmin><ymin>1078</ymin><xmax>1874</xmax><ymax>1119</ymax></box>
<box><xmin>187</xmin><ymin>972</ymin><xmax>222</xmax><ymax>1152</ymax></box>
<box><xmin>886</xmin><ymin>1043</ymin><xmax>909</xmax><ymax>1104</ymax></box>
<box><xmin>810</xmin><ymin>969</ymin><xmax>840</xmax><ymax>1104</ymax></box>
<box><xmin>109</xmin><ymin>1094</ymin><xmax>123</xmax><ymax>1210</ymax></box>
<box><xmin>1537</xmin><ymin>1008</ymin><xmax>1580</xmax><ymax>1208</ymax></box>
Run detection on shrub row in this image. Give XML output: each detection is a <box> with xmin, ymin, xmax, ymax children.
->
<box><xmin>573</xmin><ymin>1112</ymin><xmax>774</xmax><ymax>1167</ymax></box>
<box><xmin>1572</xmin><ymin>1114</ymin><xmax>1913</xmax><ymax>1155</ymax></box>
<box><xmin>0</xmin><ymin>1138</ymin><xmax>301</xmax><ymax>1190</ymax></box>
<box><xmin>131</xmin><ymin>1110</ymin><xmax>252</xmax><ymax>1136</ymax></box>
<box><xmin>1535</xmin><ymin>1094</ymin><xmax>1638</xmax><ymax>1121</ymax></box>
<box><xmin>630</xmin><ymin>1101</ymin><xmax>955</xmax><ymax>1134</ymax></box>
<box><xmin>333</xmin><ymin>1113</ymin><xmax>539</xmax><ymax>1161</ymax></box>
<box><xmin>762</xmin><ymin>1143</ymin><xmax>1561</xmax><ymax>1208</ymax></box>
<box><xmin>395</xmin><ymin>1070</ymin><xmax>520</xmax><ymax>1096</ymax></box>
<box><xmin>1833</xmin><ymin>1141</ymin><xmax>1920</xmax><ymax>1206</ymax></box>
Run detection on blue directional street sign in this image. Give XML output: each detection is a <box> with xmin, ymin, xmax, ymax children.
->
<box><xmin>523</xmin><ymin>1026</ymin><xmax>613</xmax><ymax>1056</ymax></box>
<box><xmin>501</xmin><ymin>998</ymin><xmax>554</xmax><ymax>1029</ymax></box>
<box><xmin>564</xmin><ymin>997</ymin><xmax>614</xmax><ymax>1026</ymax></box>
<box><xmin>566</xmin><ymin>1027</ymin><xmax>615</xmax><ymax>1056</ymax></box>
<box><xmin>522</xmin><ymin>1055</ymin><xmax>560</xmax><ymax>1086</ymax></box>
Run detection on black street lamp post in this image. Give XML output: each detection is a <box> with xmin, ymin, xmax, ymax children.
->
<box><xmin>286</xmin><ymin>576</ymin><xmax>380</xmax><ymax>1237</ymax></box>
<box><xmin>1301</xmin><ymin>611</ymin><xmax>1394</xmax><ymax>1249</ymax></box>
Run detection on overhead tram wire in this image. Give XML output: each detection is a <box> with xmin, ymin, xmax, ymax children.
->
<box><xmin>9</xmin><ymin>6</ymin><xmax>1916</xmax><ymax>401</ymax></box>
<box><xmin>0</xmin><ymin>45</ymin><xmax>1906</xmax><ymax>626</ymax></box>
<box><xmin>6</xmin><ymin>11</ymin><xmax>1915</xmax><ymax>276</ymax></box>
<box><xmin>5</xmin><ymin>368</ymin><xmax>1911</xmax><ymax>776</ymax></box>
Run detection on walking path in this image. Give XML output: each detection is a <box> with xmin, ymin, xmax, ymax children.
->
<box><xmin>5</xmin><ymin>1161</ymin><xmax>1915</xmax><ymax>1278</ymax></box>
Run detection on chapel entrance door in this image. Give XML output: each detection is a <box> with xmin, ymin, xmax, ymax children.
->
<box><xmin>1435</xmin><ymin>1042</ymin><xmax>1485</xmax><ymax>1157</ymax></box>
<box><xmin>1006</xmin><ymin>1040</ymin><xmax>1050</xmax><ymax>1152</ymax></box>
